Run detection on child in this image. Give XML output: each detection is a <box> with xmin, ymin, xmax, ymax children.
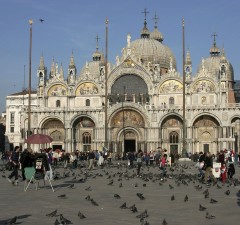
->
<box><xmin>220</xmin><ymin>163</ymin><xmax>227</xmax><ymax>184</ymax></box>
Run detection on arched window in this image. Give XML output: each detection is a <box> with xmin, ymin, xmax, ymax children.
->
<box><xmin>169</xmin><ymin>131</ymin><xmax>179</xmax><ymax>143</ymax></box>
<box><xmin>56</xmin><ymin>100</ymin><xmax>61</xmax><ymax>107</ymax></box>
<box><xmin>86</xmin><ymin>99</ymin><xmax>90</xmax><ymax>106</ymax></box>
<box><xmin>169</xmin><ymin>97</ymin><xmax>174</xmax><ymax>105</ymax></box>
<box><xmin>82</xmin><ymin>132</ymin><xmax>91</xmax><ymax>151</ymax></box>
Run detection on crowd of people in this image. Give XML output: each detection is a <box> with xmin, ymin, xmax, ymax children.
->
<box><xmin>197</xmin><ymin>149</ymin><xmax>237</xmax><ymax>186</ymax></box>
<box><xmin>1</xmin><ymin>146</ymin><xmax>239</xmax><ymax>186</ymax></box>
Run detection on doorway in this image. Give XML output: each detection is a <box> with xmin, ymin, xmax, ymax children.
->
<box><xmin>124</xmin><ymin>140</ymin><xmax>135</xmax><ymax>153</ymax></box>
<box><xmin>52</xmin><ymin>145</ymin><xmax>62</xmax><ymax>151</ymax></box>
<box><xmin>170</xmin><ymin>144</ymin><xmax>178</xmax><ymax>154</ymax></box>
<box><xmin>203</xmin><ymin>144</ymin><xmax>209</xmax><ymax>153</ymax></box>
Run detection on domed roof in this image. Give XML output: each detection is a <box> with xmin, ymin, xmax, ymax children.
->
<box><xmin>197</xmin><ymin>52</ymin><xmax>234</xmax><ymax>81</ymax></box>
<box><xmin>80</xmin><ymin>61</ymin><xmax>103</xmax><ymax>78</ymax></box>
<box><xmin>150</xmin><ymin>28</ymin><xmax>164</xmax><ymax>42</ymax></box>
<box><xmin>131</xmin><ymin>37</ymin><xmax>177</xmax><ymax>70</ymax></box>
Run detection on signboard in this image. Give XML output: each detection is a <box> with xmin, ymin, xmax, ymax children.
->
<box><xmin>212</xmin><ymin>162</ymin><xmax>221</xmax><ymax>178</ymax></box>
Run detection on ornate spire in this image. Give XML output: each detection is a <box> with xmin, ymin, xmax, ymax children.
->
<box><xmin>50</xmin><ymin>57</ymin><xmax>55</xmax><ymax>77</ymax></box>
<box><xmin>210</xmin><ymin>32</ymin><xmax>220</xmax><ymax>56</ymax></box>
<box><xmin>60</xmin><ymin>63</ymin><xmax>64</xmax><ymax>78</ymax></box>
<box><xmin>69</xmin><ymin>51</ymin><xmax>76</xmax><ymax>69</ymax></box>
<box><xmin>185</xmin><ymin>49</ymin><xmax>192</xmax><ymax>65</ymax></box>
<box><xmin>141</xmin><ymin>8</ymin><xmax>150</xmax><ymax>38</ymax></box>
<box><xmin>38</xmin><ymin>53</ymin><xmax>45</xmax><ymax>70</ymax></box>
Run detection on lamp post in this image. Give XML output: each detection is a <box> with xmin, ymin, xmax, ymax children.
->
<box><xmin>27</xmin><ymin>19</ymin><xmax>33</xmax><ymax>148</ymax></box>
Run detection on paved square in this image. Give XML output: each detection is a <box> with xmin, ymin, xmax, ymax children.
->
<box><xmin>0</xmin><ymin>161</ymin><xmax>239</xmax><ymax>225</ymax></box>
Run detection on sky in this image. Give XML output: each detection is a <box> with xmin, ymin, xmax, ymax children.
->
<box><xmin>1</xmin><ymin>0</ymin><xmax>240</xmax><ymax>114</ymax></box>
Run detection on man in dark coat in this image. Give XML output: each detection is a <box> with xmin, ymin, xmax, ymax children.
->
<box><xmin>7</xmin><ymin>146</ymin><xmax>20</xmax><ymax>185</ymax></box>
<box><xmin>20</xmin><ymin>148</ymin><xmax>34</xmax><ymax>181</ymax></box>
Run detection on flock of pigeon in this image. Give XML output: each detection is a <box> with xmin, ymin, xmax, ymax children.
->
<box><xmin>1</xmin><ymin>161</ymin><xmax>240</xmax><ymax>225</ymax></box>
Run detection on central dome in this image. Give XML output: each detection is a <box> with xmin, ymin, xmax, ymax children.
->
<box><xmin>131</xmin><ymin>38</ymin><xmax>177</xmax><ymax>70</ymax></box>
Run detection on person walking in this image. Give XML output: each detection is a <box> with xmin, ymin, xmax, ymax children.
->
<box><xmin>136</xmin><ymin>149</ymin><xmax>143</xmax><ymax>177</ymax></box>
<box><xmin>203</xmin><ymin>152</ymin><xmax>217</xmax><ymax>185</ymax></box>
<box><xmin>88</xmin><ymin>150</ymin><xmax>95</xmax><ymax>170</ymax></box>
<box><xmin>7</xmin><ymin>146</ymin><xmax>20</xmax><ymax>185</ymax></box>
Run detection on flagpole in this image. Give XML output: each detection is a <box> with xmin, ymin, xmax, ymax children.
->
<box><xmin>182</xmin><ymin>18</ymin><xmax>187</xmax><ymax>157</ymax></box>
<box><xmin>104</xmin><ymin>18</ymin><xmax>109</xmax><ymax>150</ymax></box>
<box><xmin>27</xmin><ymin>19</ymin><xmax>33</xmax><ymax>148</ymax></box>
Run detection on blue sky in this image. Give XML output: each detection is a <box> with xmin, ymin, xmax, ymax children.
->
<box><xmin>1</xmin><ymin>0</ymin><xmax>240</xmax><ymax>113</ymax></box>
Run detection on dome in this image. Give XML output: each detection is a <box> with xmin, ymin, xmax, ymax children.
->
<box><xmin>80</xmin><ymin>61</ymin><xmax>103</xmax><ymax>78</ymax></box>
<box><xmin>197</xmin><ymin>54</ymin><xmax>234</xmax><ymax>81</ymax></box>
<box><xmin>150</xmin><ymin>28</ymin><xmax>164</xmax><ymax>42</ymax></box>
<box><xmin>130</xmin><ymin>37</ymin><xmax>177</xmax><ymax>70</ymax></box>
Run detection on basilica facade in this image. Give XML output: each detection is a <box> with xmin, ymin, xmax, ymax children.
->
<box><xmin>5</xmin><ymin>17</ymin><xmax>240</xmax><ymax>155</ymax></box>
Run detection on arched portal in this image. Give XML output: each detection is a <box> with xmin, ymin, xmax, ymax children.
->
<box><xmin>72</xmin><ymin>116</ymin><xmax>95</xmax><ymax>151</ymax></box>
<box><xmin>192</xmin><ymin>115</ymin><xmax>220</xmax><ymax>153</ymax></box>
<box><xmin>42</xmin><ymin>119</ymin><xmax>64</xmax><ymax>150</ymax></box>
<box><xmin>161</xmin><ymin>115</ymin><xmax>183</xmax><ymax>154</ymax></box>
<box><xmin>110</xmin><ymin>109</ymin><xmax>145</xmax><ymax>154</ymax></box>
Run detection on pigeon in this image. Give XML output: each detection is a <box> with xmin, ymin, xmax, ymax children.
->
<box><xmin>58</xmin><ymin>194</ymin><xmax>66</xmax><ymax>198</ymax></box>
<box><xmin>54</xmin><ymin>219</ymin><xmax>61</xmax><ymax>225</ymax></box>
<box><xmin>135</xmin><ymin>182</ymin><xmax>138</xmax><ymax>187</ymax></box>
<box><xmin>206</xmin><ymin>211</ymin><xmax>215</xmax><ymax>219</ymax></box>
<box><xmin>78</xmin><ymin>211</ymin><xmax>86</xmax><ymax>219</ymax></box>
<box><xmin>5</xmin><ymin>216</ymin><xmax>17</xmax><ymax>225</ymax></box>
<box><xmin>199</xmin><ymin>204</ymin><xmax>207</xmax><ymax>211</ymax></box>
<box><xmin>85</xmin><ymin>186</ymin><xmax>92</xmax><ymax>191</ymax></box>
<box><xmin>130</xmin><ymin>205</ymin><xmax>138</xmax><ymax>213</ymax></box>
<box><xmin>68</xmin><ymin>184</ymin><xmax>74</xmax><ymax>189</ymax></box>
<box><xmin>143</xmin><ymin>183</ymin><xmax>147</xmax><ymax>187</ymax></box>
<box><xmin>216</xmin><ymin>184</ymin><xmax>222</xmax><ymax>189</ymax></box>
<box><xmin>171</xmin><ymin>195</ymin><xmax>175</xmax><ymax>201</ymax></box>
<box><xmin>210</xmin><ymin>198</ymin><xmax>218</xmax><ymax>204</ymax></box>
<box><xmin>85</xmin><ymin>195</ymin><xmax>91</xmax><ymax>201</ymax></box>
<box><xmin>46</xmin><ymin>209</ymin><xmax>58</xmax><ymax>217</ymax></box>
<box><xmin>204</xmin><ymin>192</ymin><xmax>209</xmax><ymax>199</ymax></box>
<box><xmin>225</xmin><ymin>190</ymin><xmax>230</xmax><ymax>195</ymax></box>
<box><xmin>59</xmin><ymin>214</ymin><xmax>72</xmax><ymax>224</ymax></box>
<box><xmin>137</xmin><ymin>193</ymin><xmax>145</xmax><ymax>200</ymax></box>
<box><xmin>91</xmin><ymin>198</ymin><xmax>99</xmax><ymax>206</ymax></box>
<box><xmin>119</xmin><ymin>182</ymin><xmax>123</xmax><ymax>188</ymax></box>
<box><xmin>39</xmin><ymin>18</ymin><xmax>44</xmax><ymax>23</ymax></box>
<box><xmin>136</xmin><ymin>209</ymin><xmax>148</xmax><ymax>219</ymax></box>
<box><xmin>169</xmin><ymin>184</ymin><xmax>174</xmax><ymax>189</ymax></box>
<box><xmin>203</xmin><ymin>189</ymin><xmax>209</xmax><ymax>195</ymax></box>
<box><xmin>114</xmin><ymin>194</ymin><xmax>121</xmax><ymax>199</ymax></box>
<box><xmin>184</xmin><ymin>195</ymin><xmax>188</xmax><ymax>202</ymax></box>
<box><xmin>162</xmin><ymin>219</ymin><xmax>168</xmax><ymax>225</ymax></box>
<box><xmin>120</xmin><ymin>202</ymin><xmax>127</xmax><ymax>209</ymax></box>
<box><xmin>108</xmin><ymin>180</ymin><xmax>114</xmax><ymax>185</ymax></box>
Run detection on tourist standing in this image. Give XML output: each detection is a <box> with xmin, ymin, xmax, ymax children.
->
<box><xmin>7</xmin><ymin>146</ymin><xmax>20</xmax><ymax>185</ymax></box>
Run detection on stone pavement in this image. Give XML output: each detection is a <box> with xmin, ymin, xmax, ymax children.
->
<box><xmin>0</xmin><ymin>160</ymin><xmax>240</xmax><ymax>225</ymax></box>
